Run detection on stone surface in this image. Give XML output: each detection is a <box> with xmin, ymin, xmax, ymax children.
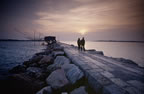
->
<box><xmin>11</xmin><ymin>73</ymin><xmax>45</xmax><ymax>92</ymax></box>
<box><xmin>26</xmin><ymin>67</ymin><xmax>43</xmax><ymax>78</ymax></box>
<box><xmin>52</xmin><ymin>51</ymin><xmax>64</xmax><ymax>57</ymax></box>
<box><xmin>54</xmin><ymin>56</ymin><xmax>70</xmax><ymax>65</ymax></box>
<box><xmin>47</xmin><ymin>56</ymin><xmax>70</xmax><ymax>72</ymax></box>
<box><xmin>127</xmin><ymin>80</ymin><xmax>144</xmax><ymax>93</ymax></box>
<box><xmin>87</xmin><ymin>49</ymin><xmax>104</xmax><ymax>55</ymax></box>
<box><xmin>70</xmin><ymin>86</ymin><xmax>88</xmax><ymax>94</ymax></box>
<box><xmin>53</xmin><ymin>46</ymin><xmax>64</xmax><ymax>51</ymax></box>
<box><xmin>103</xmin><ymin>84</ymin><xmax>127</xmax><ymax>94</ymax></box>
<box><xmin>62</xmin><ymin>64</ymin><xmax>84</xmax><ymax>84</ymax></box>
<box><xmin>36</xmin><ymin>86</ymin><xmax>52</xmax><ymax>94</ymax></box>
<box><xmin>125</xmin><ymin>87</ymin><xmax>141</xmax><ymax>94</ymax></box>
<box><xmin>29</xmin><ymin>55</ymin><xmax>43</xmax><ymax>63</ymax></box>
<box><xmin>111</xmin><ymin>78</ymin><xmax>128</xmax><ymax>88</ymax></box>
<box><xmin>23</xmin><ymin>61</ymin><xmax>32</xmax><ymax>67</ymax></box>
<box><xmin>10</xmin><ymin>65</ymin><xmax>26</xmax><ymax>73</ymax></box>
<box><xmin>38</xmin><ymin>55</ymin><xmax>53</xmax><ymax>65</ymax></box>
<box><xmin>46</xmin><ymin>69</ymin><xmax>69</xmax><ymax>89</ymax></box>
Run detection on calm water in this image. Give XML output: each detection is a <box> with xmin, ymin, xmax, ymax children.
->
<box><xmin>62</xmin><ymin>41</ymin><xmax>144</xmax><ymax>67</ymax></box>
<box><xmin>0</xmin><ymin>41</ymin><xmax>45</xmax><ymax>79</ymax></box>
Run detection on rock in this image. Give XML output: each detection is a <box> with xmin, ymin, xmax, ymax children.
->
<box><xmin>35</xmin><ymin>51</ymin><xmax>50</xmax><ymax>56</ymax></box>
<box><xmin>38</xmin><ymin>56</ymin><xmax>53</xmax><ymax>65</ymax></box>
<box><xmin>47</xmin><ymin>56</ymin><xmax>70</xmax><ymax>72</ymax></box>
<box><xmin>52</xmin><ymin>51</ymin><xmax>64</xmax><ymax>57</ymax></box>
<box><xmin>70</xmin><ymin>86</ymin><xmax>88</xmax><ymax>94</ymax></box>
<box><xmin>87</xmin><ymin>49</ymin><xmax>104</xmax><ymax>55</ymax></box>
<box><xmin>62</xmin><ymin>64</ymin><xmax>84</xmax><ymax>84</ymax></box>
<box><xmin>46</xmin><ymin>64</ymin><xmax>60</xmax><ymax>73</ymax></box>
<box><xmin>9</xmin><ymin>65</ymin><xmax>26</xmax><ymax>73</ymax></box>
<box><xmin>29</xmin><ymin>63</ymin><xmax>38</xmax><ymax>67</ymax></box>
<box><xmin>46</xmin><ymin>69</ymin><xmax>69</xmax><ymax>89</ymax></box>
<box><xmin>11</xmin><ymin>73</ymin><xmax>45</xmax><ymax>93</ymax></box>
<box><xmin>54</xmin><ymin>56</ymin><xmax>70</xmax><ymax>66</ymax></box>
<box><xmin>23</xmin><ymin>61</ymin><xmax>32</xmax><ymax>67</ymax></box>
<box><xmin>61</xmin><ymin>92</ymin><xmax>68</xmax><ymax>94</ymax></box>
<box><xmin>29</xmin><ymin>55</ymin><xmax>43</xmax><ymax>63</ymax></box>
<box><xmin>36</xmin><ymin>86</ymin><xmax>52</xmax><ymax>94</ymax></box>
<box><xmin>114</xmin><ymin>58</ymin><xmax>138</xmax><ymax>65</ymax></box>
<box><xmin>26</xmin><ymin>67</ymin><xmax>43</xmax><ymax>78</ymax></box>
<box><xmin>53</xmin><ymin>46</ymin><xmax>64</xmax><ymax>51</ymax></box>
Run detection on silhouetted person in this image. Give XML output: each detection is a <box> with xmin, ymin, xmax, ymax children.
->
<box><xmin>77</xmin><ymin>38</ymin><xmax>81</xmax><ymax>50</ymax></box>
<box><xmin>81</xmin><ymin>37</ymin><xmax>85</xmax><ymax>51</ymax></box>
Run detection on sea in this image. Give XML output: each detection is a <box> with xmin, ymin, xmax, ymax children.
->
<box><xmin>0</xmin><ymin>41</ymin><xmax>144</xmax><ymax>79</ymax></box>
<box><xmin>0</xmin><ymin>41</ymin><xmax>46</xmax><ymax>79</ymax></box>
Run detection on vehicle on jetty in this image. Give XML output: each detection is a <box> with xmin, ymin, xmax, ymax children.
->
<box><xmin>44</xmin><ymin>36</ymin><xmax>56</xmax><ymax>45</ymax></box>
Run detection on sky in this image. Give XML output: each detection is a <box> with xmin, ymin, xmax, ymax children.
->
<box><xmin>0</xmin><ymin>0</ymin><xmax>144</xmax><ymax>41</ymax></box>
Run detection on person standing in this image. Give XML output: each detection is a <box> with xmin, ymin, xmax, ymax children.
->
<box><xmin>77</xmin><ymin>38</ymin><xmax>81</xmax><ymax>50</ymax></box>
<box><xmin>81</xmin><ymin>37</ymin><xmax>85</xmax><ymax>51</ymax></box>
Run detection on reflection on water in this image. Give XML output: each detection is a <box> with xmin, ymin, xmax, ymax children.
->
<box><xmin>62</xmin><ymin>41</ymin><xmax>144</xmax><ymax>67</ymax></box>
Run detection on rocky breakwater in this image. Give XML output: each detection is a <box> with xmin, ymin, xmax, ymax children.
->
<box><xmin>9</xmin><ymin>43</ymin><xmax>96</xmax><ymax>94</ymax></box>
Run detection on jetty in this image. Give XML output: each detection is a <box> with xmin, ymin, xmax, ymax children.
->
<box><xmin>9</xmin><ymin>42</ymin><xmax>144</xmax><ymax>94</ymax></box>
<box><xmin>60</xmin><ymin>43</ymin><xmax>144</xmax><ymax>94</ymax></box>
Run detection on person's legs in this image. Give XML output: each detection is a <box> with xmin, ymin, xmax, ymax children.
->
<box><xmin>83</xmin><ymin>45</ymin><xmax>85</xmax><ymax>51</ymax></box>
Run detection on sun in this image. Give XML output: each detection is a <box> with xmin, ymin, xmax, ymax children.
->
<box><xmin>80</xmin><ymin>29</ymin><xmax>87</xmax><ymax>35</ymax></box>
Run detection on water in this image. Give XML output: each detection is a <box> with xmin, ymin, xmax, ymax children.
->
<box><xmin>0</xmin><ymin>41</ymin><xmax>46</xmax><ymax>79</ymax></box>
<box><xmin>62</xmin><ymin>41</ymin><xmax>144</xmax><ymax>67</ymax></box>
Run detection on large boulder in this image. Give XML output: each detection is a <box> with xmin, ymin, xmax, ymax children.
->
<box><xmin>26</xmin><ymin>67</ymin><xmax>43</xmax><ymax>78</ymax></box>
<box><xmin>36</xmin><ymin>86</ymin><xmax>52</xmax><ymax>94</ymax></box>
<box><xmin>62</xmin><ymin>64</ymin><xmax>84</xmax><ymax>84</ymax></box>
<box><xmin>38</xmin><ymin>56</ymin><xmax>53</xmax><ymax>65</ymax></box>
<box><xmin>29</xmin><ymin>55</ymin><xmax>43</xmax><ymax>63</ymax></box>
<box><xmin>52</xmin><ymin>51</ymin><xmax>64</xmax><ymax>57</ymax></box>
<box><xmin>54</xmin><ymin>56</ymin><xmax>70</xmax><ymax>66</ymax></box>
<box><xmin>47</xmin><ymin>56</ymin><xmax>70</xmax><ymax>72</ymax></box>
<box><xmin>70</xmin><ymin>86</ymin><xmax>88</xmax><ymax>94</ymax></box>
<box><xmin>46</xmin><ymin>69</ymin><xmax>69</xmax><ymax>89</ymax></box>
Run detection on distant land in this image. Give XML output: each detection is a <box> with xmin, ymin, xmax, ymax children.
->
<box><xmin>93</xmin><ymin>40</ymin><xmax>144</xmax><ymax>43</ymax></box>
<box><xmin>0</xmin><ymin>39</ymin><xmax>44</xmax><ymax>41</ymax></box>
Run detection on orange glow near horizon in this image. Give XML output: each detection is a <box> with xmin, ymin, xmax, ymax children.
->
<box><xmin>79</xmin><ymin>29</ymin><xmax>88</xmax><ymax>35</ymax></box>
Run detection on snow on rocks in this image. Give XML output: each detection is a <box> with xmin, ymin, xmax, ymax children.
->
<box><xmin>62</xmin><ymin>64</ymin><xmax>84</xmax><ymax>84</ymax></box>
<box><xmin>46</xmin><ymin>69</ymin><xmax>69</xmax><ymax>89</ymax></box>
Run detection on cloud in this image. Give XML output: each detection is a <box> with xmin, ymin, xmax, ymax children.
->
<box><xmin>34</xmin><ymin>0</ymin><xmax>144</xmax><ymax>34</ymax></box>
<box><xmin>0</xmin><ymin>0</ymin><xmax>143</xmax><ymax>40</ymax></box>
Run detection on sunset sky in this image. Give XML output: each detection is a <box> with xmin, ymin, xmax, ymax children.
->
<box><xmin>0</xmin><ymin>0</ymin><xmax>144</xmax><ymax>41</ymax></box>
